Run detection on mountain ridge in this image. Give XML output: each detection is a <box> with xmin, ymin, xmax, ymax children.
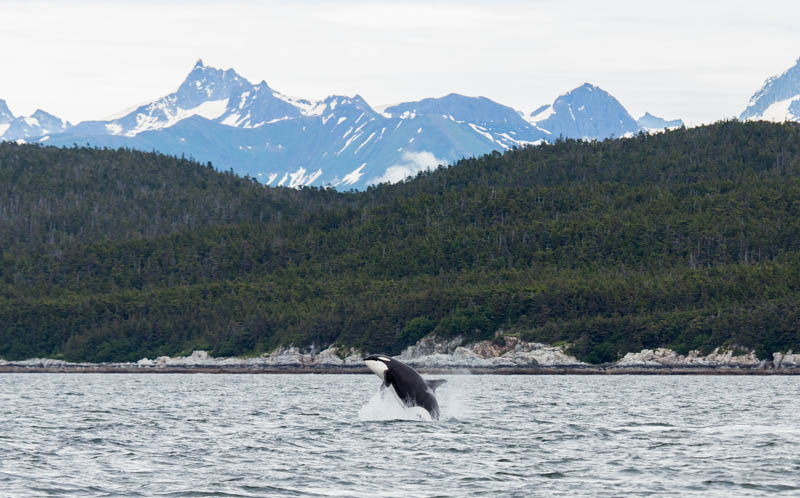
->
<box><xmin>8</xmin><ymin>56</ymin><xmax>800</xmax><ymax>187</ymax></box>
<box><xmin>1</xmin><ymin>60</ymin><xmax>669</xmax><ymax>189</ymax></box>
<box><xmin>740</xmin><ymin>57</ymin><xmax>800</xmax><ymax>122</ymax></box>
<box><xmin>0</xmin><ymin>99</ymin><xmax>70</xmax><ymax>141</ymax></box>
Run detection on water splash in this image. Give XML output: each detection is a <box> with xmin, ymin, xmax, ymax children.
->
<box><xmin>358</xmin><ymin>387</ymin><xmax>432</xmax><ymax>421</ymax></box>
<box><xmin>436</xmin><ymin>380</ymin><xmax>465</xmax><ymax>421</ymax></box>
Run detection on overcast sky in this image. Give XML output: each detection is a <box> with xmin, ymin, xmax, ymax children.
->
<box><xmin>2</xmin><ymin>0</ymin><xmax>799</xmax><ymax>126</ymax></box>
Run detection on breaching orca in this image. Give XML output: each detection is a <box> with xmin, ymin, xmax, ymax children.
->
<box><xmin>363</xmin><ymin>355</ymin><xmax>447</xmax><ymax>420</ymax></box>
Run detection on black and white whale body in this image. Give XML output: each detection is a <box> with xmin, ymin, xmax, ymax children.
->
<box><xmin>363</xmin><ymin>355</ymin><xmax>446</xmax><ymax>420</ymax></box>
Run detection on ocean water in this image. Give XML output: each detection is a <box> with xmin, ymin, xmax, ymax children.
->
<box><xmin>1</xmin><ymin>373</ymin><xmax>799</xmax><ymax>497</ymax></box>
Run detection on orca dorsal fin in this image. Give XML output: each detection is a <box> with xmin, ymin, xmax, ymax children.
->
<box><xmin>426</xmin><ymin>379</ymin><xmax>447</xmax><ymax>392</ymax></box>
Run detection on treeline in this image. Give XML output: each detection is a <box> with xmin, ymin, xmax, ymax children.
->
<box><xmin>2</xmin><ymin>120</ymin><xmax>800</xmax><ymax>362</ymax></box>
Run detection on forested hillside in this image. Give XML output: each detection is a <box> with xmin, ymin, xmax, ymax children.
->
<box><xmin>2</xmin><ymin>120</ymin><xmax>800</xmax><ymax>363</ymax></box>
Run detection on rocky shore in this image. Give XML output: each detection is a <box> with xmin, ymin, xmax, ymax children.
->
<box><xmin>3</xmin><ymin>336</ymin><xmax>800</xmax><ymax>374</ymax></box>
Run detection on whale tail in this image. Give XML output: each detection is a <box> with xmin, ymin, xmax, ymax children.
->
<box><xmin>426</xmin><ymin>379</ymin><xmax>447</xmax><ymax>392</ymax></box>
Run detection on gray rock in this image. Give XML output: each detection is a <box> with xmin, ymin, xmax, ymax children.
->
<box><xmin>616</xmin><ymin>347</ymin><xmax>765</xmax><ymax>368</ymax></box>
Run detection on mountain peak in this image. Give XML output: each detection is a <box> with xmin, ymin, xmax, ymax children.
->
<box><xmin>564</xmin><ymin>82</ymin><xmax>602</xmax><ymax>97</ymax></box>
<box><xmin>637</xmin><ymin>112</ymin><xmax>683</xmax><ymax>131</ymax></box>
<box><xmin>20</xmin><ymin>59</ymin><xmax>673</xmax><ymax>189</ymax></box>
<box><xmin>176</xmin><ymin>61</ymin><xmax>251</xmax><ymax>104</ymax></box>
<box><xmin>0</xmin><ymin>99</ymin><xmax>14</xmax><ymax>124</ymax></box>
<box><xmin>32</xmin><ymin>109</ymin><xmax>57</xmax><ymax>119</ymax></box>
<box><xmin>740</xmin><ymin>57</ymin><xmax>800</xmax><ymax>121</ymax></box>
<box><xmin>533</xmin><ymin>83</ymin><xmax>639</xmax><ymax>140</ymax></box>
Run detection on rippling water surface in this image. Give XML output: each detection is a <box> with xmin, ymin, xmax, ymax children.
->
<box><xmin>1</xmin><ymin>374</ymin><xmax>799</xmax><ymax>497</ymax></box>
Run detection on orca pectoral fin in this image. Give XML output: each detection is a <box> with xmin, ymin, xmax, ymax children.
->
<box><xmin>426</xmin><ymin>379</ymin><xmax>447</xmax><ymax>392</ymax></box>
<box><xmin>381</xmin><ymin>371</ymin><xmax>393</xmax><ymax>390</ymax></box>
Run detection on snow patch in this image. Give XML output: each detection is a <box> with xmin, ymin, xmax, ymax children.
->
<box><xmin>516</xmin><ymin>139</ymin><xmax>546</xmax><ymax>147</ymax></box>
<box><xmin>221</xmin><ymin>113</ymin><xmax>241</xmax><ymax>126</ymax></box>
<box><xmin>273</xmin><ymin>92</ymin><xmax>316</xmax><ymax>115</ymax></box>
<box><xmin>354</xmin><ymin>131</ymin><xmax>376</xmax><ymax>154</ymax></box>
<box><xmin>265</xmin><ymin>116</ymin><xmax>291</xmax><ymax>125</ymax></box>
<box><xmin>751</xmin><ymin>96</ymin><xmax>799</xmax><ymax>122</ymax></box>
<box><xmin>277</xmin><ymin>172</ymin><xmax>289</xmax><ymax>187</ymax></box>
<box><xmin>529</xmin><ymin>104</ymin><xmax>554</xmax><ymax>122</ymax></box>
<box><xmin>124</xmin><ymin>98</ymin><xmax>229</xmax><ymax>136</ymax></box>
<box><xmin>337</xmin><ymin>131</ymin><xmax>363</xmax><ymax>155</ymax></box>
<box><xmin>468</xmin><ymin>123</ymin><xmax>496</xmax><ymax>143</ymax></box>
<box><xmin>105</xmin><ymin>123</ymin><xmax>123</xmax><ymax>135</ymax></box>
<box><xmin>305</xmin><ymin>168</ymin><xmax>323</xmax><ymax>185</ymax></box>
<box><xmin>339</xmin><ymin>163</ymin><xmax>367</xmax><ymax>186</ymax></box>
<box><xmin>288</xmin><ymin>167</ymin><xmax>313</xmax><ymax>188</ymax></box>
<box><xmin>183</xmin><ymin>99</ymin><xmax>229</xmax><ymax>120</ymax></box>
<box><xmin>303</xmin><ymin>101</ymin><xmax>328</xmax><ymax>117</ymax></box>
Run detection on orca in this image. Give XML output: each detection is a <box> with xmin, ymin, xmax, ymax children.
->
<box><xmin>363</xmin><ymin>354</ymin><xmax>447</xmax><ymax>420</ymax></box>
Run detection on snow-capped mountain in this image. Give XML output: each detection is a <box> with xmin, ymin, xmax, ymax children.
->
<box><xmin>9</xmin><ymin>60</ymin><xmax>675</xmax><ymax>189</ymax></box>
<box><xmin>527</xmin><ymin>83</ymin><xmax>640</xmax><ymax>140</ymax></box>
<box><xmin>67</xmin><ymin>60</ymin><xmax>304</xmax><ymax>138</ymax></box>
<box><xmin>384</xmin><ymin>93</ymin><xmax>550</xmax><ymax>148</ymax></box>
<box><xmin>637</xmin><ymin>112</ymin><xmax>683</xmax><ymax>132</ymax></box>
<box><xmin>740</xmin><ymin>58</ymin><xmax>800</xmax><ymax>122</ymax></box>
<box><xmin>41</xmin><ymin>61</ymin><xmax>554</xmax><ymax>189</ymax></box>
<box><xmin>0</xmin><ymin>100</ymin><xmax>71</xmax><ymax>142</ymax></box>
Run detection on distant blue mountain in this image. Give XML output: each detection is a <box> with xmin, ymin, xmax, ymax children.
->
<box><xmin>40</xmin><ymin>61</ymin><xmax>553</xmax><ymax>189</ymax></box>
<box><xmin>637</xmin><ymin>112</ymin><xmax>683</xmax><ymax>131</ymax></box>
<box><xmin>0</xmin><ymin>100</ymin><xmax>13</xmax><ymax>124</ymax></box>
<box><xmin>3</xmin><ymin>60</ymin><xmax>683</xmax><ymax>189</ymax></box>
<box><xmin>0</xmin><ymin>100</ymin><xmax>70</xmax><ymax>142</ymax></box>
<box><xmin>528</xmin><ymin>83</ymin><xmax>640</xmax><ymax>140</ymax></box>
<box><xmin>740</xmin><ymin>58</ymin><xmax>800</xmax><ymax>122</ymax></box>
<box><xmin>384</xmin><ymin>93</ymin><xmax>550</xmax><ymax>148</ymax></box>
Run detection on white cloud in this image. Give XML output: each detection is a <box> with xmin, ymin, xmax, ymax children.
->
<box><xmin>370</xmin><ymin>151</ymin><xmax>444</xmax><ymax>185</ymax></box>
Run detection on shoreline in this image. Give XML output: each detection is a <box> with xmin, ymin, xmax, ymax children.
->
<box><xmin>2</xmin><ymin>365</ymin><xmax>800</xmax><ymax>375</ymax></box>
